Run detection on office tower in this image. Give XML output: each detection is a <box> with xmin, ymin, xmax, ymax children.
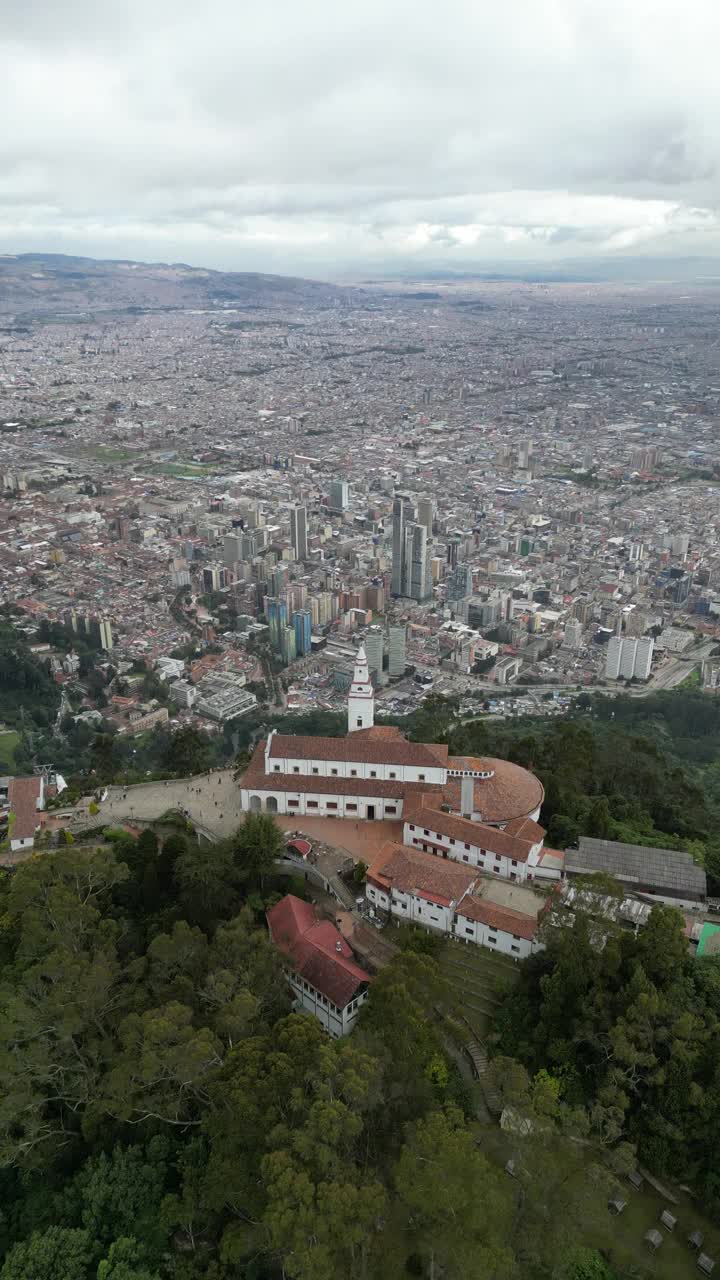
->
<box><xmin>223</xmin><ymin>533</ymin><xmax>243</xmax><ymax>568</ymax></box>
<box><xmin>281</xmin><ymin>625</ymin><xmax>297</xmax><ymax>665</ymax></box>
<box><xmin>671</xmin><ymin>532</ymin><xmax>690</xmax><ymax>558</ymax></box>
<box><xmin>290</xmin><ymin>505</ymin><xmax>308</xmax><ymax>561</ymax></box>
<box><xmin>388</xmin><ymin>625</ymin><xmax>407</xmax><ymax>678</ymax></box>
<box><xmin>446</xmin><ymin>536</ymin><xmax>460</xmax><ymax>570</ymax></box>
<box><xmin>99</xmin><ymin>618</ymin><xmax>113</xmax><ymax>652</ymax></box>
<box><xmin>266</xmin><ymin>597</ymin><xmax>288</xmax><ymax>652</ymax></box>
<box><xmin>417</xmin><ymin>497</ymin><xmax>433</xmax><ymax>541</ymax></box>
<box><xmin>605</xmin><ymin>636</ymin><xmax>654</xmax><ymax>681</ymax></box>
<box><xmin>408</xmin><ymin>523</ymin><xmax>430</xmax><ymax>601</ymax></box>
<box><xmin>293</xmin><ymin>609</ymin><xmax>312</xmax><ymax>657</ymax></box>
<box><xmin>364</xmin><ymin>627</ymin><xmax>384</xmax><ymax>681</ymax></box>
<box><xmin>270</xmin><ymin>563</ymin><xmax>289</xmax><ymax>596</ymax></box>
<box><xmin>391</xmin><ymin>494</ymin><xmax>413</xmax><ymax>597</ymax></box>
<box><xmin>446</xmin><ymin>563</ymin><xmax>473</xmax><ymax>605</ymax></box>
<box><xmin>329</xmin><ymin>479</ymin><xmax>349</xmax><ymax>512</ymax></box>
<box><xmin>563</xmin><ymin>617</ymin><xmax>582</xmax><ymax>649</ymax></box>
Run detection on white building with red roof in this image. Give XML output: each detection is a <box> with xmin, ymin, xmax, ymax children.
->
<box><xmin>366</xmin><ymin>842</ymin><xmax>547</xmax><ymax>959</ymax></box>
<box><xmin>267</xmin><ymin>894</ymin><xmax>371</xmax><ymax>1037</ymax></box>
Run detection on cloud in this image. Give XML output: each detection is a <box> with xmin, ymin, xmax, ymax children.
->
<box><xmin>2</xmin><ymin>0</ymin><xmax>720</xmax><ymax>273</ymax></box>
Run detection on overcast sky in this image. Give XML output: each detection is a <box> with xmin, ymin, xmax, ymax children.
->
<box><xmin>2</xmin><ymin>0</ymin><xmax>720</xmax><ymax>277</ymax></box>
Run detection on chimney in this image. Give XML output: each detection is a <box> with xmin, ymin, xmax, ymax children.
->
<box><xmin>461</xmin><ymin>775</ymin><xmax>475</xmax><ymax>819</ymax></box>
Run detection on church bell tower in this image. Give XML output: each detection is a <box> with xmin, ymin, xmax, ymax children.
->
<box><xmin>348</xmin><ymin>643</ymin><xmax>374</xmax><ymax>732</ymax></box>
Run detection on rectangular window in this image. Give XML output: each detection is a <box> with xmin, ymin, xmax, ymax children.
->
<box><xmin>462</xmin><ymin>855</ymin><xmax>469</xmax><ymax>862</ymax></box>
<box><xmin>293</xmin><ymin>766</ymin><xmax>300</xmax><ymax>774</ymax></box>
<box><xmin>307</xmin><ymin>800</ymin><xmax>318</xmax><ymax>809</ymax></box>
<box><xmin>385</xmin><ymin>804</ymin><xmax>396</xmax><ymax>815</ymax></box>
<box><xmin>312</xmin><ymin>767</ymin><xmax>319</xmax><ymax>774</ymax></box>
<box><xmin>288</xmin><ymin>799</ymin><xmax>299</xmax><ymax>807</ymax></box>
<box><xmin>389</xmin><ymin>771</ymin><xmax>397</xmax><ymax>779</ymax></box>
<box><xmin>346</xmin><ymin>802</ymin><xmax>357</xmax><ymax>812</ymax></box>
<box><xmin>273</xmin><ymin>764</ymin><xmax>281</xmax><ymax>772</ymax></box>
<box><xmin>511</xmin><ymin>945</ymin><xmax>520</xmax><ymax>954</ymax></box>
<box><xmin>418</xmin><ymin>773</ymin><xmax>426</xmax><ymax>781</ymax></box>
<box><xmin>465</xmin><ymin>843</ymin><xmax>470</xmax><ymax>851</ymax></box>
<box><xmin>370</xmin><ymin>770</ymin><xmax>378</xmax><ymax>778</ymax></box>
<box><xmin>331</xmin><ymin>768</ymin><xmax>338</xmax><ymax>776</ymax></box>
<box><xmin>327</xmin><ymin>802</ymin><xmax>337</xmax><ymax>810</ymax></box>
<box><xmin>465</xmin><ymin>926</ymin><xmax>474</xmax><ymax>935</ymax></box>
<box><xmin>424</xmin><ymin>828</ymin><xmax>430</xmax><ymax>836</ymax></box>
<box><xmin>350</xmin><ymin>769</ymin><xmax>358</xmax><ymax>777</ymax></box>
<box><xmin>511</xmin><ymin>859</ymin><xmax>517</xmax><ymax>866</ymax></box>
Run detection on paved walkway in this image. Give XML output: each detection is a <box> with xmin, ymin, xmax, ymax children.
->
<box><xmin>93</xmin><ymin>769</ymin><xmax>244</xmax><ymax>839</ymax></box>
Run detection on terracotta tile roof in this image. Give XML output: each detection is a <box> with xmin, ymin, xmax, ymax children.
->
<box><xmin>367</xmin><ymin>841</ymin><xmax>477</xmax><ymax>906</ymax></box>
<box><xmin>267</xmin><ymin>894</ymin><xmax>370</xmax><ymax>1009</ymax></box>
<box><xmin>241</xmin><ymin>742</ymin><xmax>444</xmax><ymax>800</ymax></box>
<box><xmin>8</xmin><ymin>776</ymin><xmax>42</xmax><ymax>842</ymax></box>
<box><xmin>505</xmin><ymin>815</ymin><xmax>546</xmax><ymax>843</ymax></box>
<box><xmin>404</xmin><ymin>802</ymin><xmax>537</xmax><ymax>863</ymax></box>
<box><xmin>269</xmin><ymin>732</ymin><xmax>448</xmax><ymax>769</ymax></box>
<box><xmin>446</xmin><ymin>755</ymin><xmax>544</xmax><ymax>823</ymax></box>
<box><xmin>456</xmin><ymin>895</ymin><xmax>538</xmax><ymax>941</ymax></box>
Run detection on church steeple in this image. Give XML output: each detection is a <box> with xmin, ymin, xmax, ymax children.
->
<box><xmin>348</xmin><ymin>643</ymin><xmax>374</xmax><ymax>732</ymax></box>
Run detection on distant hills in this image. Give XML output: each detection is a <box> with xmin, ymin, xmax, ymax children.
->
<box><xmin>0</xmin><ymin>252</ymin><xmax>353</xmax><ymax>318</ymax></box>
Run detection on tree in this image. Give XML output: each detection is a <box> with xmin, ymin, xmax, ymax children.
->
<box><xmin>229</xmin><ymin>811</ymin><xmax>284</xmax><ymax>885</ymax></box>
<box><xmin>0</xmin><ymin>1226</ymin><xmax>91</xmax><ymax>1280</ymax></box>
<box><xmin>173</xmin><ymin>840</ymin><xmax>241</xmax><ymax>929</ymax></box>
<box><xmin>394</xmin><ymin>1107</ymin><xmax>513</xmax><ymax>1279</ymax></box>
<box><xmin>96</xmin><ymin>1237</ymin><xmax>161</xmax><ymax>1280</ymax></box>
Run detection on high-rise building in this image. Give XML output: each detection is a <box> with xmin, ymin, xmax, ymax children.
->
<box><xmin>293</xmin><ymin>609</ymin><xmax>312</xmax><ymax>657</ymax></box>
<box><xmin>605</xmin><ymin>636</ymin><xmax>654</xmax><ymax>681</ymax></box>
<box><xmin>266</xmin><ymin>596</ymin><xmax>288</xmax><ymax>652</ymax></box>
<box><xmin>417</xmin><ymin>497</ymin><xmax>434</xmax><ymax>541</ymax></box>
<box><xmin>391</xmin><ymin>494</ymin><xmax>413</xmax><ymax>597</ymax></box>
<box><xmin>388</xmin><ymin>625</ymin><xmax>407</xmax><ymax>678</ymax></box>
<box><xmin>563</xmin><ymin>618</ymin><xmax>582</xmax><ymax>649</ymax></box>
<box><xmin>364</xmin><ymin>627</ymin><xmax>384</xmax><ymax>682</ymax></box>
<box><xmin>400</xmin><ymin>521</ymin><xmax>430</xmax><ymax>602</ymax></box>
<box><xmin>446</xmin><ymin>563</ymin><xmax>473</xmax><ymax>605</ymax></box>
<box><xmin>281</xmin><ymin>626</ymin><xmax>297</xmax><ymax>665</ymax></box>
<box><xmin>99</xmin><ymin>618</ymin><xmax>113</xmax><ymax>652</ymax></box>
<box><xmin>329</xmin><ymin>480</ymin><xmax>349</xmax><ymax>512</ymax></box>
<box><xmin>290</xmin><ymin>505</ymin><xmax>308</xmax><ymax>561</ymax></box>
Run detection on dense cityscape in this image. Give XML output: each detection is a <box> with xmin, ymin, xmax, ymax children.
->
<box><xmin>3</xmin><ymin>254</ymin><xmax>720</xmax><ymax>1280</ymax></box>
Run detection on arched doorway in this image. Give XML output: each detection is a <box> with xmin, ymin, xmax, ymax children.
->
<box><xmin>249</xmin><ymin>794</ymin><xmax>262</xmax><ymax>812</ymax></box>
<box><xmin>266</xmin><ymin>795</ymin><xmax>279</xmax><ymax>814</ymax></box>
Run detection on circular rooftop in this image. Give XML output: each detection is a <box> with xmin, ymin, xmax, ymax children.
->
<box><xmin>445</xmin><ymin>755</ymin><xmax>544</xmax><ymax>826</ymax></box>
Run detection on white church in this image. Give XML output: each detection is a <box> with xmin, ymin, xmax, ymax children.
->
<box><xmin>240</xmin><ymin>644</ymin><xmax>562</xmax><ymax>887</ymax></box>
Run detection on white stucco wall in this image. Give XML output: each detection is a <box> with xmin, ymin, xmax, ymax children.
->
<box><xmin>403</xmin><ymin>821</ymin><xmax>531</xmax><ymax>882</ymax></box>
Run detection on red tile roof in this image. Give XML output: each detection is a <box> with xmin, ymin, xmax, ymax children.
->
<box><xmin>242</xmin><ymin>741</ymin><xmax>444</xmax><ymax>800</ymax></box>
<box><xmin>268</xmin><ymin>731</ymin><xmax>448</xmax><ymax>769</ymax></box>
<box><xmin>8</xmin><ymin>776</ymin><xmax>42</xmax><ymax>842</ymax></box>
<box><xmin>267</xmin><ymin>895</ymin><xmax>370</xmax><ymax>1009</ymax></box>
<box><xmin>404</xmin><ymin>803</ymin><xmax>538</xmax><ymax>863</ymax></box>
<box><xmin>456</xmin><ymin>895</ymin><xmax>538</xmax><ymax>941</ymax></box>
<box><xmin>445</xmin><ymin>755</ymin><xmax>544</xmax><ymax>824</ymax></box>
<box><xmin>367</xmin><ymin>842</ymin><xmax>477</xmax><ymax>905</ymax></box>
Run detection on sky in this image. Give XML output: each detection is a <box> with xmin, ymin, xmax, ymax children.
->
<box><xmin>2</xmin><ymin>0</ymin><xmax>720</xmax><ymax>278</ymax></box>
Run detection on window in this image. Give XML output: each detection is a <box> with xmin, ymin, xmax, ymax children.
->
<box><xmin>331</xmin><ymin>768</ymin><xmax>338</xmax><ymax>776</ymax></box>
<box><xmin>424</xmin><ymin>828</ymin><xmax>430</xmax><ymax>836</ymax></box>
<box><xmin>307</xmin><ymin>800</ymin><xmax>318</xmax><ymax>809</ymax></box>
<box><xmin>462</xmin><ymin>855</ymin><xmax>469</xmax><ymax>862</ymax></box>
<box><xmin>389</xmin><ymin>771</ymin><xmax>397</xmax><ymax>779</ymax></box>
<box><xmin>465</xmin><ymin>925</ymin><xmax>474</xmax><ymax>935</ymax></box>
<box><xmin>385</xmin><ymin>804</ymin><xmax>396</xmax><ymax>815</ymax></box>
<box><xmin>356</xmin><ymin>717</ymin><xmax>363</xmax><ymax>727</ymax></box>
<box><xmin>347</xmin><ymin>802</ymin><xmax>357</xmax><ymax>812</ymax></box>
<box><xmin>511</xmin><ymin>945</ymin><xmax>520</xmax><ymax>954</ymax></box>
<box><xmin>488</xmin><ymin>934</ymin><xmax>497</xmax><ymax>944</ymax></box>
<box><xmin>400</xmin><ymin>901</ymin><xmax>407</xmax><ymax>910</ymax></box>
<box><xmin>409</xmin><ymin>824</ymin><xmax>415</xmax><ymax>832</ymax></box>
<box><xmin>350</xmin><ymin>768</ymin><xmax>358</xmax><ymax>777</ymax></box>
<box><xmin>273</xmin><ymin>764</ymin><xmax>281</xmax><ymax>772</ymax></box>
<box><xmin>327</xmin><ymin>802</ymin><xmax>337</xmax><ymax>811</ymax></box>
<box><xmin>293</xmin><ymin>766</ymin><xmax>300</xmax><ymax>774</ymax></box>
<box><xmin>465</xmin><ymin>842</ymin><xmax>470</xmax><ymax>851</ymax></box>
<box><xmin>511</xmin><ymin>859</ymin><xmax>517</xmax><ymax>867</ymax></box>
<box><xmin>370</xmin><ymin>770</ymin><xmax>378</xmax><ymax>778</ymax></box>
<box><xmin>312</xmin><ymin>767</ymin><xmax>319</xmax><ymax>775</ymax></box>
<box><xmin>288</xmin><ymin>799</ymin><xmax>299</xmax><ymax>808</ymax></box>
<box><xmin>418</xmin><ymin>773</ymin><xmax>425</xmax><ymax>781</ymax></box>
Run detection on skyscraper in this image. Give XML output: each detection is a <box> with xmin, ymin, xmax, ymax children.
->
<box><xmin>391</xmin><ymin>494</ymin><xmax>412</xmax><ymax>597</ymax></box>
<box><xmin>417</xmin><ymin>497</ymin><xmax>433</xmax><ymax>541</ymax></box>
<box><xmin>329</xmin><ymin>480</ymin><xmax>349</xmax><ymax>512</ymax></box>
<box><xmin>364</xmin><ymin>627</ymin><xmax>384</xmax><ymax>682</ymax></box>
<box><xmin>293</xmin><ymin>609</ymin><xmax>312</xmax><ymax>657</ymax></box>
<box><xmin>290</xmin><ymin>505</ymin><xmax>308</xmax><ymax>561</ymax></box>
<box><xmin>388</xmin><ymin>625</ymin><xmax>406</xmax><ymax>678</ymax></box>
